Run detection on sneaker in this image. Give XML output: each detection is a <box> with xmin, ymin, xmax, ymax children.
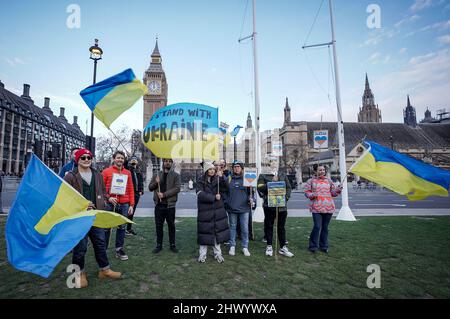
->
<box><xmin>229</xmin><ymin>246</ymin><xmax>235</xmax><ymax>256</ymax></box>
<box><xmin>125</xmin><ymin>230</ymin><xmax>131</xmax><ymax>236</ymax></box>
<box><xmin>309</xmin><ymin>248</ymin><xmax>317</xmax><ymax>253</ymax></box>
<box><xmin>153</xmin><ymin>246</ymin><xmax>162</xmax><ymax>254</ymax></box>
<box><xmin>115</xmin><ymin>248</ymin><xmax>129</xmax><ymax>261</ymax></box>
<box><xmin>265</xmin><ymin>245</ymin><xmax>273</xmax><ymax>257</ymax></box>
<box><xmin>170</xmin><ymin>246</ymin><xmax>179</xmax><ymax>253</ymax></box>
<box><xmin>98</xmin><ymin>268</ymin><xmax>122</xmax><ymax>279</ymax></box>
<box><xmin>215</xmin><ymin>254</ymin><xmax>225</xmax><ymax>263</ymax></box>
<box><xmin>278</xmin><ymin>246</ymin><xmax>294</xmax><ymax>258</ymax></box>
<box><xmin>129</xmin><ymin>229</ymin><xmax>137</xmax><ymax>236</ymax></box>
<box><xmin>242</xmin><ymin>248</ymin><xmax>251</xmax><ymax>257</ymax></box>
<box><xmin>320</xmin><ymin>248</ymin><xmax>329</xmax><ymax>254</ymax></box>
<box><xmin>198</xmin><ymin>255</ymin><xmax>206</xmax><ymax>263</ymax></box>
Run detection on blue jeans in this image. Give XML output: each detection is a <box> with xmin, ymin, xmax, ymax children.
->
<box><xmin>72</xmin><ymin>226</ymin><xmax>109</xmax><ymax>270</ymax></box>
<box><xmin>228</xmin><ymin>212</ymin><xmax>249</xmax><ymax>248</ymax></box>
<box><xmin>309</xmin><ymin>213</ymin><xmax>333</xmax><ymax>251</ymax></box>
<box><xmin>105</xmin><ymin>203</ymin><xmax>129</xmax><ymax>250</ymax></box>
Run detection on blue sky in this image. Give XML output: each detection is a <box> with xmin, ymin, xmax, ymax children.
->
<box><xmin>1</xmin><ymin>0</ymin><xmax>449</xmax><ymax>138</ymax></box>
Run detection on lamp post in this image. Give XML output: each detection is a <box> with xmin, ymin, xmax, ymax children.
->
<box><xmin>88</xmin><ymin>39</ymin><xmax>103</xmax><ymax>152</ymax></box>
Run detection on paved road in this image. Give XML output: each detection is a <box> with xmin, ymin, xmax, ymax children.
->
<box><xmin>2</xmin><ymin>179</ymin><xmax>450</xmax><ymax>216</ymax></box>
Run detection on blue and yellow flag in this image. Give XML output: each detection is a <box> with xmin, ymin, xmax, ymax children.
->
<box><xmin>142</xmin><ymin>102</ymin><xmax>223</xmax><ymax>160</ymax></box>
<box><xmin>6</xmin><ymin>155</ymin><xmax>131</xmax><ymax>278</ymax></box>
<box><xmin>350</xmin><ymin>140</ymin><xmax>450</xmax><ymax>200</ymax></box>
<box><xmin>80</xmin><ymin>68</ymin><xmax>147</xmax><ymax>128</ymax></box>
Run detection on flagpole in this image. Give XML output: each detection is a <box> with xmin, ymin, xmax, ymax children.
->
<box><xmin>328</xmin><ymin>0</ymin><xmax>355</xmax><ymax>221</ymax></box>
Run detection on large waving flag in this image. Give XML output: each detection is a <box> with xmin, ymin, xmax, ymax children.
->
<box><xmin>80</xmin><ymin>68</ymin><xmax>147</xmax><ymax>128</ymax></box>
<box><xmin>142</xmin><ymin>102</ymin><xmax>221</xmax><ymax>160</ymax></box>
<box><xmin>350</xmin><ymin>140</ymin><xmax>450</xmax><ymax>200</ymax></box>
<box><xmin>6</xmin><ymin>155</ymin><xmax>132</xmax><ymax>278</ymax></box>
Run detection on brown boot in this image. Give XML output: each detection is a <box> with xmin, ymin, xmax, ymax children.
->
<box><xmin>79</xmin><ymin>271</ymin><xmax>88</xmax><ymax>288</ymax></box>
<box><xmin>98</xmin><ymin>268</ymin><xmax>122</xmax><ymax>279</ymax></box>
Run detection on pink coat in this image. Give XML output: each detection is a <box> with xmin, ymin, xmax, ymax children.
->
<box><xmin>304</xmin><ymin>176</ymin><xmax>341</xmax><ymax>214</ymax></box>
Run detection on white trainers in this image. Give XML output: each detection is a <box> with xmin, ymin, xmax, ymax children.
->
<box><xmin>265</xmin><ymin>245</ymin><xmax>273</xmax><ymax>257</ymax></box>
<box><xmin>215</xmin><ymin>254</ymin><xmax>224</xmax><ymax>263</ymax></box>
<box><xmin>242</xmin><ymin>248</ymin><xmax>251</xmax><ymax>257</ymax></box>
<box><xmin>198</xmin><ymin>254</ymin><xmax>206</xmax><ymax>263</ymax></box>
<box><xmin>229</xmin><ymin>246</ymin><xmax>236</xmax><ymax>256</ymax></box>
<box><xmin>278</xmin><ymin>246</ymin><xmax>294</xmax><ymax>257</ymax></box>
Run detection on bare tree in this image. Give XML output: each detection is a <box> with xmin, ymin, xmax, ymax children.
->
<box><xmin>96</xmin><ymin>125</ymin><xmax>132</xmax><ymax>165</ymax></box>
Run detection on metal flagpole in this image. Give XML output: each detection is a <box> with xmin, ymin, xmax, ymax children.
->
<box><xmin>302</xmin><ymin>0</ymin><xmax>355</xmax><ymax>221</ymax></box>
<box><xmin>328</xmin><ymin>0</ymin><xmax>355</xmax><ymax>221</ymax></box>
<box><xmin>238</xmin><ymin>0</ymin><xmax>264</xmax><ymax>223</ymax></box>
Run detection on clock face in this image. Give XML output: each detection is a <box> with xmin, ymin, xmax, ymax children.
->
<box><xmin>148</xmin><ymin>80</ymin><xmax>161</xmax><ymax>95</ymax></box>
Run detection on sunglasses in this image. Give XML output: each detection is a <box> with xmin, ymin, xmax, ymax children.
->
<box><xmin>80</xmin><ymin>156</ymin><xmax>92</xmax><ymax>161</ymax></box>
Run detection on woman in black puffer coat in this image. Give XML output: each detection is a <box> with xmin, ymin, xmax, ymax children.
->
<box><xmin>196</xmin><ymin>162</ymin><xmax>230</xmax><ymax>263</ymax></box>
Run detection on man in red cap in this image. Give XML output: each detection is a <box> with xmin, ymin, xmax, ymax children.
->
<box><xmin>102</xmin><ymin>151</ymin><xmax>134</xmax><ymax>261</ymax></box>
<box><xmin>64</xmin><ymin>148</ymin><xmax>122</xmax><ymax>288</ymax></box>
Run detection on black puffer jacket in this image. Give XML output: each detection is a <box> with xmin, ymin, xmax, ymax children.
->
<box><xmin>196</xmin><ymin>175</ymin><xmax>230</xmax><ymax>246</ymax></box>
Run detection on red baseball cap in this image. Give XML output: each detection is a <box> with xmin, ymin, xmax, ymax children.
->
<box><xmin>75</xmin><ymin>148</ymin><xmax>93</xmax><ymax>163</ymax></box>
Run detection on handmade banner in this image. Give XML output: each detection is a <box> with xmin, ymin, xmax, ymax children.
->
<box><xmin>142</xmin><ymin>102</ymin><xmax>220</xmax><ymax>160</ymax></box>
<box><xmin>267</xmin><ymin>181</ymin><xmax>286</xmax><ymax>207</ymax></box>
<box><xmin>272</xmin><ymin>141</ymin><xmax>283</xmax><ymax>157</ymax></box>
<box><xmin>314</xmin><ymin>130</ymin><xmax>329</xmax><ymax>149</ymax></box>
<box><xmin>243</xmin><ymin>168</ymin><xmax>258</xmax><ymax>187</ymax></box>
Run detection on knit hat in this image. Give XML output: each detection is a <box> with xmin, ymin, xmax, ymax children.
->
<box><xmin>74</xmin><ymin>148</ymin><xmax>93</xmax><ymax>163</ymax></box>
<box><xmin>203</xmin><ymin>162</ymin><xmax>215</xmax><ymax>174</ymax></box>
<box><xmin>129</xmin><ymin>156</ymin><xmax>138</xmax><ymax>164</ymax></box>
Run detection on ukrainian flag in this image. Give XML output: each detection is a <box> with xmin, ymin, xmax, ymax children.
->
<box><xmin>6</xmin><ymin>155</ymin><xmax>131</xmax><ymax>278</ymax></box>
<box><xmin>350</xmin><ymin>140</ymin><xmax>450</xmax><ymax>200</ymax></box>
<box><xmin>80</xmin><ymin>68</ymin><xmax>147</xmax><ymax>128</ymax></box>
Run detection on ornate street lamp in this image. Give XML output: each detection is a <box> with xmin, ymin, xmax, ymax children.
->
<box><xmin>87</xmin><ymin>39</ymin><xmax>103</xmax><ymax>153</ymax></box>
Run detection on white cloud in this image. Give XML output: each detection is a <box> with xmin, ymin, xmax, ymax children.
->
<box><xmin>360</xmin><ymin>29</ymin><xmax>400</xmax><ymax>47</ymax></box>
<box><xmin>437</xmin><ymin>35</ymin><xmax>450</xmax><ymax>44</ymax></box>
<box><xmin>395</xmin><ymin>14</ymin><xmax>421</xmax><ymax>28</ymax></box>
<box><xmin>410</xmin><ymin>0</ymin><xmax>444</xmax><ymax>12</ymax></box>
<box><xmin>409</xmin><ymin>52</ymin><xmax>437</xmax><ymax>64</ymax></box>
<box><xmin>369</xmin><ymin>52</ymin><xmax>381</xmax><ymax>63</ymax></box>
<box><xmin>5</xmin><ymin>57</ymin><xmax>26</xmax><ymax>67</ymax></box>
<box><xmin>420</xmin><ymin>20</ymin><xmax>450</xmax><ymax>32</ymax></box>
<box><xmin>399</xmin><ymin>47</ymin><xmax>408</xmax><ymax>54</ymax></box>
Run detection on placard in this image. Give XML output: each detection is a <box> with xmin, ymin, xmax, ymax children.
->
<box><xmin>243</xmin><ymin>168</ymin><xmax>258</xmax><ymax>187</ymax></box>
<box><xmin>314</xmin><ymin>130</ymin><xmax>329</xmax><ymax>149</ymax></box>
<box><xmin>110</xmin><ymin>173</ymin><xmax>128</xmax><ymax>195</ymax></box>
<box><xmin>272</xmin><ymin>142</ymin><xmax>283</xmax><ymax>157</ymax></box>
<box><xmin>268</xmin><ymin>181</ymin><xmax>286</xmax><ymax>208</ymax></box>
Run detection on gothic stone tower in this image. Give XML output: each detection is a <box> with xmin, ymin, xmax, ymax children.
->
<box><xmin>358</xmin><ymin>74</ymin><xmax>382</xmax><ymax>123</ymax></box>
<box><xmin>404</xmin><ymin>95</ymin><xmax>417</xmax><ymax>128</ymax></box>
<box><xmin>142</xmin><ymin>39</ymin><xmax>168</xmax><ymax>178</ymax></box>
<box><xmin>143</xmin><ymin>39</ymin><xmax>168</xmax><ymax>127</ymax></box>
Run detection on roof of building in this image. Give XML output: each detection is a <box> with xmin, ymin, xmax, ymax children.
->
<box><xmin>0</xmin><ymin>84</ymin><xmax>85</xmax><ymax>139</ymax></box>
<box><xmin>294</xmin><ymin>122</ymin><xmax>450</xmax><ymax>153</ymax></box>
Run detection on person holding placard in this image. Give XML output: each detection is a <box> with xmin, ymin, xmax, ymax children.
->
<box><xmin>102</xmin><ymin>151</ymin><xmax>135</xmax><ymax>261</ymax></box>
<box><xmin>64</xmin><ymin>148</ymin><xmax>122</xmax><ymax>287</ymax></box>
<box><xmin>196</xmin><ymin>162</ymin><xmax>230</xmax><ymax>263</ymax></box>
<box><xmin>148</xmin><ymin>158</ymin><xmax>181</xmax><ymax>253</ymax></box>
<box><xmin>304</xmin><ymin>164</ymin><xmax>342</xmax><ymax>254</ymax></box>
<box><xmin>223</xmin><ymin>160</ymin><xmax>252</xmax><ymax>257</ymax></box>
<box><xmin>257</xmin><ymin>170</ymin><xmax>294</xmax><ymax>257</ymax></box>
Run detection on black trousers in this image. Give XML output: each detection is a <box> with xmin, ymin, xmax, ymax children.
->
<box><xmin>263</xmin><ymin>207</ymin><xmax>287</xmax><ymax>247</ymax></box>
<box><xmin>127</xmin><ymin>193</ymin><xmax>141</xmax><ymax>231</ymax></box>
<box><xmin>154</xmin><ymin>204</ymin><xmax>176</xmax><ymax>247</ymax></box>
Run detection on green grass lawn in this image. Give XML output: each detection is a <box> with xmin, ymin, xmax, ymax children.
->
<box><xmin>1</xmin><ymin>215</ymin><xmax>450</xmax><ymax>299</ymax></box>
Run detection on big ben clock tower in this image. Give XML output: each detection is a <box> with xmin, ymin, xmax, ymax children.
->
<box><xmin>142</xmin><ymin>39</ymin><xmax>168</xmax><ymax>178</ymax></box>
<box><xmin>143</xmin><ymin>38</ymin><xmax>168</xmax><ymax>127</ymax></box>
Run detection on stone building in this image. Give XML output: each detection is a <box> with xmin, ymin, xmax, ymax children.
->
<box><xmin>357</xmin><ymin>74</ymin><xmax>382</xmax><ymax>123</ymax></box>
<box><xmin>280</xmin><ymin>78</ymin><xmax>450</xmax><ymax>181</ymax></box>
<box><xmin>0</xmin><ymin>81</ymin><xmax>85</xmax><ymax>174</ymax></box>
